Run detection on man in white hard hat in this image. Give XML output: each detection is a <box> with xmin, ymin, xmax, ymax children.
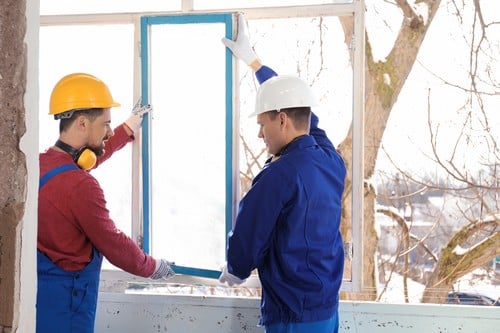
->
<box><xmin>219</xmin><ymin>14</ymin><xmax>346</xmax><ymax>333</ymax></box>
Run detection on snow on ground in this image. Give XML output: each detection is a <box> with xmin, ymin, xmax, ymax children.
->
<box><xmin>377</xmin><ymin>268</ymin><xmax>499</xmax><ymax>304</ymax></box>
<box><xmin>451</xmin><ymin>268</ymin><xmax>499</xmax><ymax>301</ymax></box>
<box><xmin>377</xmin><ymin>272</ymin><xmax>426</xmax><ymax>303</ymax></box>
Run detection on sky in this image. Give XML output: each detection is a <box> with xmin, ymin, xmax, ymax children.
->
<box><xmin>366</xmin><ymin>0</ymin><xmax>500</xmax><ymax>175</ymax></box>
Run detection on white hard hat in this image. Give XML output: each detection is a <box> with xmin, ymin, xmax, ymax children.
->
<box><xmin>251</xmin><ymin>75</ymin><xmax>318</xmax><ymax>117</ymax></box>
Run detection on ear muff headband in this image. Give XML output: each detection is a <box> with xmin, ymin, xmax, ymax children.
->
<box><xmin>55</xmin><ymin>140</ymin><xmax>96</xmax><ymax>171</ymax></box>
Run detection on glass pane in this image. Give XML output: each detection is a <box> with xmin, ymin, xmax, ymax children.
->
<box><xmin>236</xmin><ymin>16</ymin><xmax>354</xmax><ymax>280</ymax></box>
<box><xmin>40</xmin><ymin>0</ymin><xmax>180</xmax><ymax>15</ymax></box>
<box><xmin>148</xmin><ymin>23</ymin><xmax>227</xmax><ymax>271</ymax></box>
<box><xmin>39</xmin><ymin>24</ymin><xmax>135</xmax><ymax>270</ymax></box>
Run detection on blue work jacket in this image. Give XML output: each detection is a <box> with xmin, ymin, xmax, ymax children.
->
<box><xmin>227</xmin><ymin>112</ymin><xmax>346</xmax><ymax>325</ymax></box>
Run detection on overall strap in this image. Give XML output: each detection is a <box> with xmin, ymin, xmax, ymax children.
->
<box><xmin>39</xmin><ymin>163</ymin><xmax>79</xmax><ymax>189</ymax></box>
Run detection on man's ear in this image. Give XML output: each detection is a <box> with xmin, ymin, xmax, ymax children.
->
<box><xmin>75</xmin><ymin>114</ymin><xmax>89</xmax><ymax>131</ymax></box>
<box><xmin>279</xmin><ymin>112</ymin><xmax>287</xmax><ymax>126</ymax></box>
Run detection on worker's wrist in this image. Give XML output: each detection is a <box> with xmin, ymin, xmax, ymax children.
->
<box><xmin>249</xmin><ymin>59</ymin><xmax>263</xmax><ymax>72</ymax></box>
<box><xmin>123</xmin><ymin>122</ymin><xmax>134</xmax><ymax>136</ymax></box>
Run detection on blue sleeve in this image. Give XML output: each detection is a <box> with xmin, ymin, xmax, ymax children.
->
<box><xmin>310</xmin><ymin>112</ymin><xmax>337</xmax><ymax>154</ymax></box>
<box><xmin>227</xmin><ymin>168</ymin><xmax>292</xmax><ymax>279</ymax></box>
<box><xmin>255</xmin><ymin>65</ymin><xmax>278</xmax><ymax>84</ymax></box>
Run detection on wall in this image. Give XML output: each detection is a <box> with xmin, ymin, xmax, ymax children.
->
<box><xmin>18</xmin><ymin>0</ymin><xmax>39</xmax><ymax>331</ymax></box>
<box><xmin>0</xmin><ymin>0</ymin><xmax>27</xmax><ymax>331</ymax></box>
<box><xmin>0</xmin><ymin>0</ymin><xmax>38</xmax><ymax>331</ymax></box>
<box><xmin>96</xmin><ymin>294</ymin><xmax>499</xmax><ymax>333</ymax></box>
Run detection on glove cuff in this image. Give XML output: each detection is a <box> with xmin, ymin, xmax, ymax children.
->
<box><xmin>150</xmin><ymin>259</ymin><xmax>175</xmax><ymax>280</ymax></box>
<box><xmin>124</xmin><ymin>115</ymin><xmax>142</xmax><ymax>134</ymax></box>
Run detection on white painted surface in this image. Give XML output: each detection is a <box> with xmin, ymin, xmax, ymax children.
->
<box><xmin>96</xmin><ymin>293</ymin><xmax>262</xmax><ymax>333</ymax></box>
<box><xmin>19</xmin><ymin>0</ymin><xmax>40</xmax><ymax>332</ymax></box>
<box><xmin>339</xmin><ymin>301</ymin><xmax>499</xmax><ymax>332</ymax></box>
<box><xmin>96</xmin><ymin>293</ymin><xmax>500</xmax><ymax>333</ymax></box>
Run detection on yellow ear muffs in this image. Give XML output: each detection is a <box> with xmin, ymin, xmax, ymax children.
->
<box><xmin>75</xmin><ymin>148</ymin><xmax>97</xmax><ymax>171</ymax></box>
<box><xmin>55</xmin><ymin>140</ymin><xmax>97</xmax><ymax>171</ymax></box>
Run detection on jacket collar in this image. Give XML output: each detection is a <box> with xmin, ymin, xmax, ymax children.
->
<box><xmin>265</xmin><ymin>135</ymin><xmax>315</xmax><ymax>164</ymax></box>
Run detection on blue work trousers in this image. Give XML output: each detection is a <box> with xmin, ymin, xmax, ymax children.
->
<box><xmin>265</xmin><ymin>311</ymin><xmax>339</xmax><ymax>333</ymax></box>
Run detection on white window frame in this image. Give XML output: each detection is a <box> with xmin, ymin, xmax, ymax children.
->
<box><xmin>40</xmin><ymin>0</ymin><xmax>365</xmax><ymax>292</ymax></box>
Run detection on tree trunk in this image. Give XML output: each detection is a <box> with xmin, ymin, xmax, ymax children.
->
<box><xmin>422</xmin><ymin>219</ymin><xmax>500</xmax><ymax>303</ymax></box>
<box><xmin>338</xmin><ymin>0</ymin><xmax>442</xmax><ymax>300</ymax></box>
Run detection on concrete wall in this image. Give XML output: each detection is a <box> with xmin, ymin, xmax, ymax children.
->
<box><xmin>0</xmin><ymin>0</ymin><xmax>38</xmax><ymax>331</ymax></box>
<box><xmin>0</xmin><ymin>0</ymin><xmax>27</xmax><ymax>328</ymax></box>
<box><xmin>96</xmin><ymin>294</ymin><xmax>499</xmax><ymax>333</ymax></box>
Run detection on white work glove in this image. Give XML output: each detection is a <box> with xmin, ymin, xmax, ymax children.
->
<box><xmin>124</xmin><ymin>103</ymin><xmax>152</xmax><ymax>134</ymax></box>
<box><xmin>221</xmin><ymin>14</ymin><xmax>258</xmax><ymax>65</ymax></box>
<box><xmin>150</xmin><ymin>259</ymin><xmax>175</xmax><ymax>280</ymax></box>
<box><xmin>219</xmin><ymin>264</ymin><xmax>246</xmax><ymax>287</ymax></box>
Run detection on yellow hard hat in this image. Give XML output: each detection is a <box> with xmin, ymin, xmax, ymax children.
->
<box><xmin>49</xmin><ymin>73</ymin><xmax>120</xmax><ymax>116</ymax></box>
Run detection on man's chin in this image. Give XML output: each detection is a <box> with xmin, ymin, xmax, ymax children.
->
<box><xmin>89</xmin><ymin>146</ymin><xmax>105</xmax><ymax>157</ymax></box>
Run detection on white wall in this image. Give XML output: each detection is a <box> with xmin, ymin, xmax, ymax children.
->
<box><xmin>19</xmin><ymin>0</ymin><xmax>39</xmax><ymax>332</ymax></box>
<box><xmin>96</xmin><ymin>293</ymin><xmax>500</xmax><ymax>333</ymax></box>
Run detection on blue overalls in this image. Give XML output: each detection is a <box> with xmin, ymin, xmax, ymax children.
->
<box><xmin>37</xmin><ymin>164</ymin><xmax>103</xmax><ymax>333</ymax></box>
<box><xmin>36</xmin><ymin>249</ymin><xmax>103</xmax><ymax>333</ymax></box>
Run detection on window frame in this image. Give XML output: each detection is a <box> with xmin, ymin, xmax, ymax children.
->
<box><xmin>40</xmin><ymin>0</ymin><xmax>365</xmax><ymax>292</ymax></box>
<box><xmin>139</xmin><ymin>13</ymin><xmax>235</xmax><ymax>279</ymax></box>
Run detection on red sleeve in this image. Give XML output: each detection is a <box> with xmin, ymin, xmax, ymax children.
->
<box><xmin>94</xmin><ymin>124</ymin><xmax>134</xmax><ymax>168</ymax></box>
<box><xmin>72</xmin><ymin>175</ymin><xmax>156</xmax><ymax>278</ymax></box>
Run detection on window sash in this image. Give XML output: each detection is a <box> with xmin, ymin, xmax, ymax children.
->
<box><xmin>140</xmin><ymin>13</ymin><xmax>234</xmax><ymax>278</ymax></box>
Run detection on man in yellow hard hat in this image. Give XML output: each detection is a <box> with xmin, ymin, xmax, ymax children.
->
<box><xmin>37</xmin><ymin>73</ymin><xmax>175</xmax><ymax>333</ymax></box>
<box><xmin>219</xmin><ymin>15</ymin><xmax>346</xmax><ymax>333</ymax></box>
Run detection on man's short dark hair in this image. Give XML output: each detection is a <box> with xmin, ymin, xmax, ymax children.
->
<box><xmin>269</xmin><ymin>107</ymin><xmax>311</xmax><ymax>131</ymax></box>
<box><xmin>59</xmin><ymin>108</ymin><xmax>104</xmax><ymax>133</ymax></box>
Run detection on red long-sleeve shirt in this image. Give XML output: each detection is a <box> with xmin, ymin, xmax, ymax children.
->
<box><xmin>38</xmin><ymin>124</ymin><xmax>156</xmax><ymax>277</ymax></box>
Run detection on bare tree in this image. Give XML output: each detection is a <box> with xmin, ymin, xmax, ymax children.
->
<box><xmin>336</xmin><ymin>0</ymin><xmax>500</xmax><ymax>302</ymax></box>
<box><xmin>239</xmin><ymin>0</ymin><xmax>499</xmax><ymax>303</ymax></box>
<box><xmin>420</xmin><ymin>82</ymin><xmax>499</xmax><ymax>303</ymax></box>
<box><xmin>338</xmin><ymin>0</ymin><xmax>442</xmax><ymax>300</ymax></box>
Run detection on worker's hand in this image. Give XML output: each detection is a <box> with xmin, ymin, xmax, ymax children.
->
<box><xmin>221</xmin><ymin>14</ymin><xmax>258</xmax><ymax>65</ymax></box>
<box><xmin>219</xmin><ymin>264</ymin><xmax>246</xmax><ymax>286</ymax></box>
<box><xmin>124</xmin><ymin>103</ymin><xmax>152</xmax><ymax>134</ymax></box>
<box><xmin>150</xmin><ymin>259</ymin><xmax>175</xmax><ymax>280</ymax></box>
